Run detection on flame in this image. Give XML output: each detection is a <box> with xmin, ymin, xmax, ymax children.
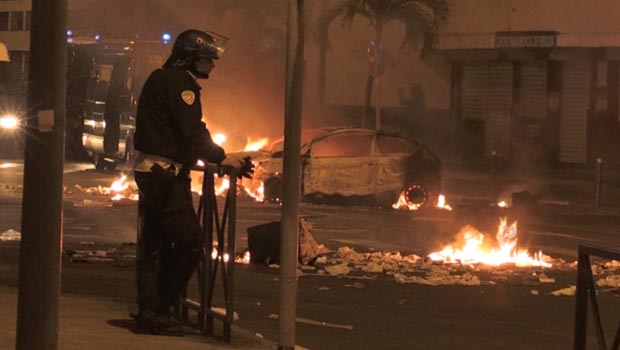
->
<box><xmin>428</xmin><ymin>218</ymin><xmax>551</xmax><ymax>267</ymax></box>
<box><xmin>110</xmin><ymin>174</ymin><xmax>129</xmax><ymax>192</ymax></box>
<box><xmin>235</xmin><ymin>250</ymin><xmax>251</xmax><ymax>264</ymax></box>
<box><xmin>244</xmin><ymin>137</ymin><xmax>269</xmax><ymax>151</ymax></box>
<box><xmin>108</xmin><ymin>173</ymin><xmax>138</xmax><ymax>202</ymax></box>
<box><xmin>436</xmin><ymin>194</ymin><xmax>452</xmax><ymax>211</ymax></box>
<box><xmin>215</xmin><ymin>177</ymin><xmax>230</xmax><ymax>196</ymax></box>
<box><xmin>497</xmin><ymin>201</ymin><xmax>509</xmax><ymax>208</ymax></box>
<box><xmin>392</xmin><ymin>191</ymin><xmax>422</xmax><ymax>210</ymax></box>
<box><xmin>392</xmin><ymin>192</ymin><xmax>452</xmax><ymax>211</ymax></box>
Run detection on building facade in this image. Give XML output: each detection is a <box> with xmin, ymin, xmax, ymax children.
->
<box><xmin>0</xmin><ymin>0</ymin><xmax>31</xmax><ymax>95</ymax></box>
<box><xmin>436</xmin><ymin>0</ymin><xmax>620</xmax><ymax>168</ymax></box>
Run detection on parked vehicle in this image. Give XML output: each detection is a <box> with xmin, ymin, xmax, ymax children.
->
<box><xmin>0</xmin><ymin>42</ymin><xmax>25</xmax><ymax>159</ymax></box>
<box><xmin>245</xmin><ymin>128</ymin><xmax>442</xmax><ymax>208</ymax></box>
<box><xmin>68</xmin><ymin>39</ymin><xmax>169</xmax><ymax>169</ymax></box>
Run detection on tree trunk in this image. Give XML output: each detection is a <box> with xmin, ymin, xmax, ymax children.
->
<box><xmin>362</xmin><ymin>74</ymin><xmax>374</xmax><ymax>128</ymax></box>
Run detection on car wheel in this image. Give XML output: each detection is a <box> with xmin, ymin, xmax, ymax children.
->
<box><xmin>263</xmin><ymin>175</ymin><xmax>283</xmax><ymax>203</ymax></box>
<box><xmin>397</xmin><ymin>183</ymin><xmax>430</xmax><ymax>209</ymax></box>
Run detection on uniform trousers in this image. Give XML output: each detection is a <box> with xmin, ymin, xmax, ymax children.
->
<box><xmin>134</xmin><ymin>166</ymin><xmax>202</xmax><ymax>316</ymax></box>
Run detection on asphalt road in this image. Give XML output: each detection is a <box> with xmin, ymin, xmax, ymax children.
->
<box><xmin>2</xmin><ymin>160</ymin><xmax>620</xmax><ymax>349</ymax></box>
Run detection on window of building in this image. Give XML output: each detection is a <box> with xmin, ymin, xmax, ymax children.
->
<box><xmin>0</xmin><ymin>12</ymin><xmax>8</xmax><ymax>31</ymax></box>
<box><xmin>25</xmin><ymin>11</ymin><xmax>30</xmax><ymax>30</ymax></box>
<box><xmin>10</xmin><ymin>11</ymin><xmax>23</xmax><ymax>31</ymax></box>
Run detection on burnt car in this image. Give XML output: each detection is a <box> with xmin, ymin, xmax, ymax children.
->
<box><xmin>245</xmin><ymin>128</ymin><xmax>441</xmax><ymax>208</ymax></box>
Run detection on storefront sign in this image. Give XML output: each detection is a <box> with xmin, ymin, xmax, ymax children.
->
<box><xmin>495</xmin><ymin>31</ymin><xmax>556</xmax><ymax>49</ymax></box>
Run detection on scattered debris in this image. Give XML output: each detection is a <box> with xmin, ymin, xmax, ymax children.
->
<box><xmin>551</xmin><ymin>286</ymin><xmax>576</xmax><ymax>296</ymax></box>
<box><xmin>596</xmin><ymin>275</ymin><xmax>620</xmax><ymax>288</ymax></box>
<box><xmin>343</xmin><ymin>282</ymin><xmax>364</xmax><ymax>289</ymax></box>
<box><xmin>317</xmin><ymin>286</ymin><xmax>331</xmax><ymax>291</ymax></box>
<box><xmin>0</xmin><ymin>229</ymin><xmax>20</xmax><ymax>242</ymax></box>
<box><xmin>268</xmin><ymin>313</ymin><xmax>354</xmax><ymax>331</ymax></box>
<box><xmin>531</xmin><ymin>290</ymin><xmax>540</xmax><ymax>295</ymax></box>
<box><xmin>325</xmin><ymin>263</ymin><xmax>351</xmax><ymax>276</ymax></box>
<box><xmin>537</xmin><ymin>273</ymin><xmax>556</xmax><ymax>283</ymax></box>
<box><xmin>362</xmin><ymin>262</ymin><xmax>383</xmax><ymax>273</ymax></box>
<box><xmin>211</xmin><ymin>307</ymin><xmax>239</xmax><ymax>321</ymax></box>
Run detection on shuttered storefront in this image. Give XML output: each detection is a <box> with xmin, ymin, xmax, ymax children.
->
<box><xmin>484</xmin><ymin>62</ymin><xmax>513</xmax><ymax>157</ymax></box>
<box><xmin>519</xmin><ymin>62</ymin><xmax>547</xmax><ymax>120</ymax></box>
<box><xmin>559</xmin><ymin>61</ymin><xmax>590</xmax><ymax>164</ymax></box>
<box><xmin>460</xmin><ymin>63</ymin><xmax>487</xmax><ymax>121</ymax></box>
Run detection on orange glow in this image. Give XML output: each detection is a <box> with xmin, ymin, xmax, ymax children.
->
<box><xmin>213</xmin><ymin>133</ymin><xmax>227</xmax><ymax>146</ymax></box>
<box><xmin>428</xmin><ymin>218</ymin><xmax>551</xmax><ymax>267</ymax></box>
<box><xmin>244</xmin><ymin>137</ymin><xmax>269</xmax><ymax>151</ymax></box>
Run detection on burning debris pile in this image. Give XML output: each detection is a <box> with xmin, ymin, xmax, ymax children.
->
<box><xmin>427</xmin><ymin>218</ymin><xmax>551</xmax><ymax>267</ymax></box>
<box><xmin>282</xmin><ymin>218</ymin><xmax>578</xmax><ymax>289</ymax></box>
<box><xmin>70</xmin><ymin>173</ymin><xmax>139</xmax><ymax>205</ymax></box>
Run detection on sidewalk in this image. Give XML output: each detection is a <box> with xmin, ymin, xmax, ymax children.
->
<box><xmin>0</xmin><ymin>287</ymin><xmax>275</xmax><ymax>350</ymax></box>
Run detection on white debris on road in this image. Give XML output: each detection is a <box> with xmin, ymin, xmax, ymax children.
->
<box><xmin>325</xmin><ymin>262</ymin><xmax>351</xmax><ymax>276</ymax></box>
<box><xmin>596</xmin><ymin>275</ymin><xmax>620</xmax><ymax>288</ymax></box>
<box><xmin>0</xmin><ymin>229</ymin><xmax>20</xmax><ymax>242</ymax></box>
<box><xmin>551</xmin><ymin>286</ymin><xmax>576</xmax><ymax>296</ymax></box>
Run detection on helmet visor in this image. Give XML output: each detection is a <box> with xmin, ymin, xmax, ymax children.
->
<box><xmin>202</xmin><ymin>30</ymin><xmax>229</xmax><ymax>59</ymax></box>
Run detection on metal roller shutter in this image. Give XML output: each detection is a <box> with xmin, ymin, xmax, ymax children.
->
<box><xmin>519</xmin><ymin>62</ymin><xmax>547</xmax><ymax>120</ymax></box>
<box><xmin>460</xmin><ymin>63</ymin><xmax>487</xmax><ymax>121</ymax></box>
<box><xmin>559</xmin><ymin>61</ymin><xmax>590</xmax><ymax>164</ymax></box>
<box><xmin>485</xmin><ymin>62</ymin><xmax>513</xmax><ymax>157</ymax></box>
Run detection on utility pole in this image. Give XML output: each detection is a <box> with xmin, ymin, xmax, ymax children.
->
<box><xmin>16</xmin><ymin>1</ymin><xmax>67</xmax><ymax>349</ymax></box>
<box><xmin>279</xmin><ymin>1</ymin><xmax>304</xmax><ymax>349</ymax></box>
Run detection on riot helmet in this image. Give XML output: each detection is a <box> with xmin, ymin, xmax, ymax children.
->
<box><xmin>163</xmin><ymin>29</ymin><xmax>229</xmax><ymax>79</ymax></box>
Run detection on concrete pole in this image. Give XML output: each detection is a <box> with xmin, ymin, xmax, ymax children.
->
<box><xmin>16</xmin><ymin>1</ymin><xmax>67</xmax><ymax>349</ymax></box>
<box><xmin>278</xmin><ymin>1</ymin><xmax>304</xmax><ymax>349</ymax></box>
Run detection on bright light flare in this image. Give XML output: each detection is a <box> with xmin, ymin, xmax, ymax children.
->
<box><xmin>497</xmin><ymin>201</ymin><xmax>509</xmax><ymax>208</ymax></box>
<box><xmin>428</xmin><ymin>218</ymin><xmax>551</xmax><ymax>267</ymax></box>
<box><xmin>0</xmin><ymin>162</ymin><xmax>17</xmax><ymax>169</ymax></box>
<box><xmin>0</xmin><ymin>115</ymin><xmax>19</xmax><ymax>129</ymax></box>
<box><xmin>213</xmin><ymin>133</ymin><xmax>227</xmax><ymax>146</ymax></box>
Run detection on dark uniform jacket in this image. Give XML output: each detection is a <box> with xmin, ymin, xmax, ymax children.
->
<box><xmin>134</xmin><ymin>67</ymin><xmax>219</xmax><ymax>166</ymax></box>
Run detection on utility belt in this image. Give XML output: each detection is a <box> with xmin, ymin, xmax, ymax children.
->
<box><xmin>133</xmin><ymin>152</ymin><xmax>185</xmax><ymax>177</ymax></box>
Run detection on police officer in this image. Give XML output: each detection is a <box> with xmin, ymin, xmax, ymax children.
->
<box><xmin>132</xmin><ymin>29</ymin><xmax>226</xmax><ymax>335</ymax></box>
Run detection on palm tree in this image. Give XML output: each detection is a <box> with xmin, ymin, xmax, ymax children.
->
<box><xmin>315</xmin><ymin>0</ymin><xmax>449</xmax><ymax>129</ymax></box>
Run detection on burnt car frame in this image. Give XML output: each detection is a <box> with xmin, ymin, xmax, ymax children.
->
<box><xmin>245</xmin><ymin>128</ymin><xmax>441</xmax><ymax>208</ymax></box>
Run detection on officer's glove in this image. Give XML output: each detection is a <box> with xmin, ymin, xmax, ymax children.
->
<box><xmin>206</xmin><ymin>144</ymin><xmax>226</xmax><ymax>164</ymax></box>
<box><xmin>238</xmin><ymin>156</ymin><xmax>255</xmax><ymax>179</ymax></box>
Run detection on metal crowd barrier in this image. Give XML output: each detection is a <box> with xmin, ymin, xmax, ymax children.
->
<box><xmin>176</xmin><ymin>164</ymin><xmax>238</xmax><ymax>342</ymax></box>
<box><xmin>574</xmin><ymin>243</ymin><xmax>620</xmax><ymax>350</ymax></box>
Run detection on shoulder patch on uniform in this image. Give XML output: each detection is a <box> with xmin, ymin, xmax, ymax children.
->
<box><xmin>181</xmin><ymin>90</ymin><xmax>196</xmax><ymax>105</ymax></box>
